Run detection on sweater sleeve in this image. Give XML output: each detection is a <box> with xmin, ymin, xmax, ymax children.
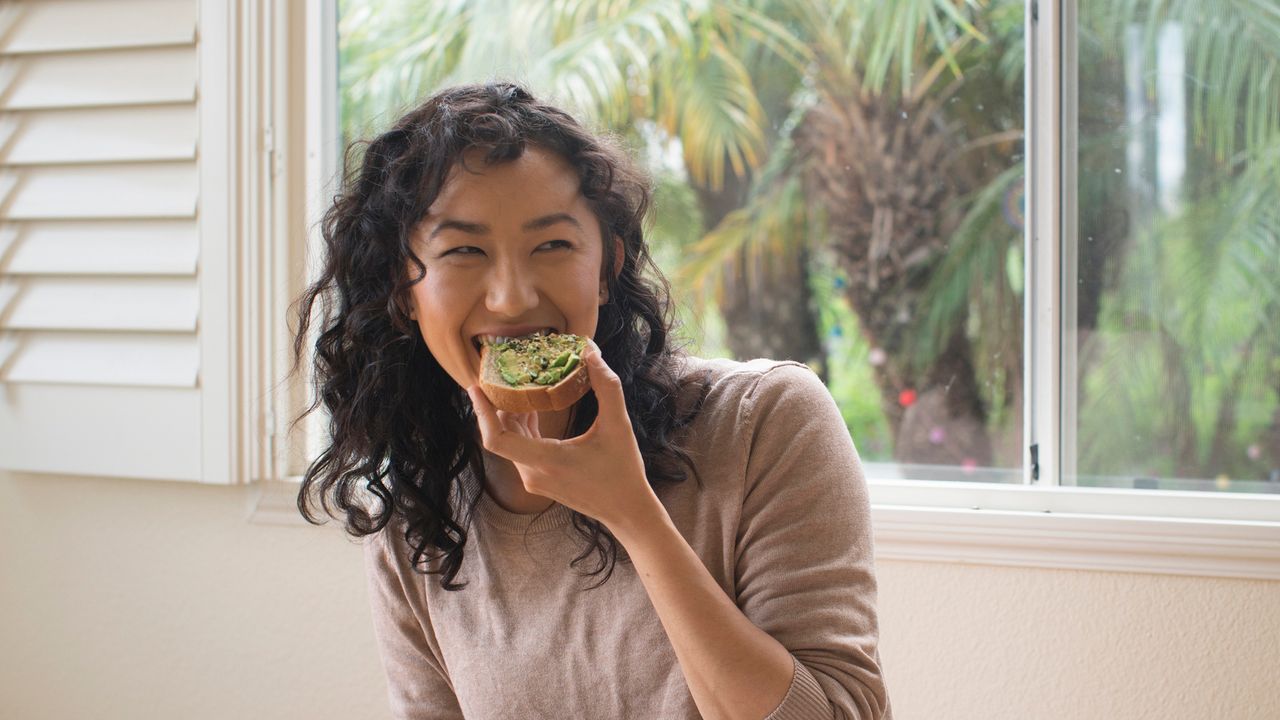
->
<box><xmin>734</xmin><ymin>363</ymin><xmax>892</xmax><ymax>720</ymax></box>
<box><xmin>363</xmin><ymin>527</ymin><xmax>465</xmax><ymax>720</ymax></box>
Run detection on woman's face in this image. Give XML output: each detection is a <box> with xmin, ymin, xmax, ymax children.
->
<box><xmin>406</xmin><ymin>146</ymin><xmax>614</xmax><ymax>391</ymax></box>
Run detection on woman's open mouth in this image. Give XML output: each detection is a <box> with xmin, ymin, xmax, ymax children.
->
<box><xmin>471</xmin><ymin>327</ymin><xmax>557</xmax><ymax>352</ymax></box>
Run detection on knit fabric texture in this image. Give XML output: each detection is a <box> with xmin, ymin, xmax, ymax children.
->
<box><xmin>363</xmin><ymin>356</ymin><xmax>893</xmax><ymax>719</ymax></box>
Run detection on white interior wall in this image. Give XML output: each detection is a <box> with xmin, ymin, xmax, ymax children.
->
<box><xmin>3</xmin><ymin>471</ymin><xmax>1277</xmax><ymax>719</ymax></box>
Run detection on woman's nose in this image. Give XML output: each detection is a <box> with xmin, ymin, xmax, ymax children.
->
<box><xmin>485</xmin><ymin>261</ymin><xmax>539</xmax><ymax>317</ymax></box>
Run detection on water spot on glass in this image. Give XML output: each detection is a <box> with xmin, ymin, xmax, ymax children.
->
<box><xmin>901</xmin><ymin>111</ymin><xmax>908</xmax><ymax>118</ymax></box>
<box><xmin>1247</xmin><ymin>444</ymin><xmax>1262</xmax><ymax>460</ymax></box>
<box><xmin>977</xmin><ymin>103</ymin><xmax>984</xmax><ymax>110</ymax></box>
<box><xmin>1114</xmin><ymin>167</ymin><xmax>1122</xmax><ymax>174</ymax></box>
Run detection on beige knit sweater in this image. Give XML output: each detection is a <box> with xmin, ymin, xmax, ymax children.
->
<box><xmin>363</xmin><ymin>357</ymin><xmax>893</xmax><ymax>719</ymax></box>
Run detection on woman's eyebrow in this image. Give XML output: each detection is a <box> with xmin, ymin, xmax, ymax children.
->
<box><xmin>522</xmin><ymin>212</ymin><xmax>583</xmax><ymax>232</ymax></box>
<box><xmin>429</xmin><ymin>219</ymin><xmax>488</xmax><ymax>239</ymax></box>
<box><xmin>427</xmin><ymin>213</ymin><xmax>582</xmax><ymax>240</ymax></box>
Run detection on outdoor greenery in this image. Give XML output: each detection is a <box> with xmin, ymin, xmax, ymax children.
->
<box><xmin>338</xmin><ymin>0</ymin><xmax>1279</xmax><ymax>488</ymax></box>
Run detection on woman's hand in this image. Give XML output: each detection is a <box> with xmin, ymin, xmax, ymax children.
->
<box><xmin>466</xmin><ymin>340</ymin><xmax>662</xmax><ymax>535</ymax></box>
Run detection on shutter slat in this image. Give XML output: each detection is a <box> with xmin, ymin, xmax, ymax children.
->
<box><xmin>1</xmin><ymin>105</ymin><xmax>196</xmax><ymax>165</ymax></box>
<box><xmin>1</xmin><ymin>277</ymin><xmax>198</xmax><ymax>331</ymax></box>
<box><xmin>2</xmin><ymin>220</ymin><xmax>197</xmax><ymax>275</ymax></box>
<box><xmin>1</xmin><ymin>163</ymin><xmax>197</xmax><ymax>219</ymax></box>
<box><xmin>0</xmin><ymin>46</ymin><xmax>196</xmax><ymax>110</ymax></box>
<box><xmin>2</xmin><ymin>331</ymin><xmax>198</xmax><ymax>387</ymax></box>
<box><xmin>0</xmin><ymin>383</ymin><xmax>202</xmax><ymax>481</ymax></box>
<box><xmin>0</xmin><ymin>0</ymin><xmax>197</xmax><ymax>55</ymax></box>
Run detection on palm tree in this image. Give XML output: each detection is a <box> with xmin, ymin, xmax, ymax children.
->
<box><xmin>681</xmin><ymin>0</ymin><xmax>1027</xmax><ymax>467</ymax></box>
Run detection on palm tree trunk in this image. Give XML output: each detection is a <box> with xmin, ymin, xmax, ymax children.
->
<box><xmin>797</xmin><ymin>88</ymin><xmax>996</xmax><ymax>466</ymax></box>
<box><xmin>694</xmin><ymin>178</ymin><xmax>827</xmax><ymax>379</ymax></box>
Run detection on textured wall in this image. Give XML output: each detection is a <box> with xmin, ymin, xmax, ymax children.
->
<box><xmin>875</xmin><ymin>560</ymin><xmax>1280</xmax><ymax>719</ymax></box>
<box><xmin>1</xmin><ymin>471</ymin><xmax>1277</xmax><ymax>720</ymax></box>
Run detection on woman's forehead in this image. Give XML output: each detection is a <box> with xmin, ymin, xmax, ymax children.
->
<box><xmin>424</xmin><ymin>146</ymin><xmax>596</xmax><ymax>224</ymax></box>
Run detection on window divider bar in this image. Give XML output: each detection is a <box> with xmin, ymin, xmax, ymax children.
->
<box><xmin>1060</xmin><ymin>0</ymin><xmax>1080</xmax><ymax>487</ymax></box>
<box><xmin>1026</xmin><ymin>0</ymin><xmax>1064</xmax><ymax>488</ymax></box>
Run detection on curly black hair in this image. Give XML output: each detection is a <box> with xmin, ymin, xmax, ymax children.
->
<box><xmin>290</xmin><ymin>82</ymin><xmax>705</xmax><ymax>591</ymax></box>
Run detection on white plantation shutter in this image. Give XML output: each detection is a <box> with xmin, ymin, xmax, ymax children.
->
<box><xmin>0</xmin><ymin>0</ymin><xmax>239</xmax><ymax>482</ymax></box>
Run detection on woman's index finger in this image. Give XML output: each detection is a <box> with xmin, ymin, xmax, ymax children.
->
<box><xmin>466</xmin><ymin>385</ymin><xmax>553</xmax><ymax>464</ymax></box>
<box><xmin>583</xmin><ymin>343</ymin><xmax>630</xmax><ymax>428</ymax></box>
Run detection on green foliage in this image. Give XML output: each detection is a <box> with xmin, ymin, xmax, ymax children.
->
<box><xmin>1079</xmin><ymin>143</ymin><xmax>1280</xmax><ymax>481</ymax></box>
<box><xmin>809</xmin><ymin>251</ymin><xmax>895</xmax><ymax>460</ymax></box>
<box><xmin>338</xmin><ymin>0</ymin><xmax>1280</xmax><ymax>483</ymax></box>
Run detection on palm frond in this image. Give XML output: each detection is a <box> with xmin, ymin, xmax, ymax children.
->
<box><xmin>674</xmin><ymin>92</ymin><xmax>815</xmax><ymax>300</ymax></box>
<box><xmin>1089</xmin><ymin>0</ymin><xmax>1280</xmax><ymax>161</ymax></box>
<box><xmin>812</xmin><ymin>0</ymin><xmax>988</xmax><ymax>97</ymax></box>
<box><xmin>656</xmin><ymin>37</ymin><xmax>768</xmax><ymax>190</ymax></box>
<box><xmin>339</xmin><ymin>0</ymin><xmax>472</xmax><ymax>138</ymax></box>
<box><xmin>524</xmin><ymin>0</ymin><xmax>693</xmax><ymax>126</ymax></box>
<box><xmin>912</xmin><ymin>162</ymin><xmax>1023</xmax><ymax>372</ymax></box>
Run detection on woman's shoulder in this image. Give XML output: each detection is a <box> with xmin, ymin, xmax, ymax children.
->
<box><xmin>674</xmin><ymin>353</ymin><xmax>825</xmax><ymax>398</ymax></box>
<box><xmin>671</xmin><ymin>353</ymin><xmax>831</xmax><ymax>425</ymax></box>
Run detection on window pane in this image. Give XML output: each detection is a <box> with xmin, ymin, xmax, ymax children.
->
<box><xmin>1071</xmin><ymin>2</ymin><xmax>1280</xmax><ymax>493</ymax></box>
<box><xmin>338</xmin><ymin>0</ymin><xmax>1025</xmax><ymax>482</ymax></box>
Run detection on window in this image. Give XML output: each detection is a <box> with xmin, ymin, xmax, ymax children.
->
<box><xmin>1065</xmin><ymin>0</ymin><xmax>1280</xmax><ymax>494</ymax></box>
<box><xmin>339</xmin><ymin>0</ymin><xmax>1029</xmax><ymax>485</ymax></box>
<box><xmin>268</xmin><ymin>0</ymin><xmax>1280</xmax><ymax>575</ymax></box>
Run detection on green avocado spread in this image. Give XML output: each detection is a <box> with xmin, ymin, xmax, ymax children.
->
<box><xmin>492</xmin><ymin>333</ymin><xmax>586</xmax><ymax>386</ymax></box>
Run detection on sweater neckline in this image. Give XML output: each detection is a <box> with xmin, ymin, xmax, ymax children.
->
<box><xmin>459</xmin><ymin>468</ymin><xmax>574</xmax><ymax>535</ymax></box>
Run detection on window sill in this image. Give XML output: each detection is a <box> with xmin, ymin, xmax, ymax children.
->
<box><xmin>248</xmin><ymin>478</ymin><xmax>1280</xmax><ymax>581</ymax></box>
<box><xmin>870</xmin><ymin>504</ymin><xmax>1280</xmax><ymax>581</ymax></box>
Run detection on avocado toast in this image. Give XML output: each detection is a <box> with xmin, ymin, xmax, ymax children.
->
<box><xmin>477</xmin><ymin>332</ymin><xmax>591</xmax><ymax>412</ymax></box>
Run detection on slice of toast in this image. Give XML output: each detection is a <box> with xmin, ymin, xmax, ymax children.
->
<box><xmin>477</xmin><ymin>333</ymin><xmax>591</xmax><ymax>413</ymax></box>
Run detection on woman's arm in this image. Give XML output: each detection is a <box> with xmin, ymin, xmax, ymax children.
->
<box><xmin>611</xmin><ymin>363</ymin><xmax>891</xmax><ymax>720</ymax></box>
<box><xmin>609</xmin><ymin>496</ymin><xmax>800</xmax><ymax>720</ymax></box>
<box><xmin>469</xmin><ymin>349</ymin><xmax>890</xmax><ymax>719</ymax></box>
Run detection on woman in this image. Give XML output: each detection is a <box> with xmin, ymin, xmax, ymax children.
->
<box><xmin>292</xmin><ymin>82</ymin><xmax>892</xmax><ymax>719</ymax></box>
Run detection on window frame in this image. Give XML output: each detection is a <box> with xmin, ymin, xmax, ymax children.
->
<box><xmin>254</xmin><ymin>0</ymin><xmax>1280</xmax><ymax>580</ymax></box>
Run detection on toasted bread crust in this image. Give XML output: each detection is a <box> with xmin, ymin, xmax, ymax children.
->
<box><xmin>478</xmin><ymin>344</ymin><xmax>591</xmax><ymax>413</ymax></box>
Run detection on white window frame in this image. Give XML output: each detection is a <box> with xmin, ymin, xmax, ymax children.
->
<box><xmin>251</xmin><ymin>0</ymin><xmax>1280</xmax><ymax>581</ymax></box>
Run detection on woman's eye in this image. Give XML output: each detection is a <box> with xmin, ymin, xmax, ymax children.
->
<box><xmin>442</xmin><ymin>246</ymin><xmax>483</xmax><ymax>257</ymax></box>
<box><xmin>538</xmin><ymin>240</ymin><xmax>572</xmax><ymax>251</ymax></box>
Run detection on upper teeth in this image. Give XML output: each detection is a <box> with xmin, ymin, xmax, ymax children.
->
<box><xmin>478</xmin><ymin>328</ymin><xmax>554</xmax><ymax>346</ymax></box>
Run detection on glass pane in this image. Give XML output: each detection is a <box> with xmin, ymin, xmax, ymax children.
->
<box><xmin>1071</xmin><ymin>2</ymin><xmax>1280</xmax><ymax>493</ymax></box>
<box><xmin>338</xmin><ymin>0</ymin><xmax>1025</xmax><ymax>483</ymax></box>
